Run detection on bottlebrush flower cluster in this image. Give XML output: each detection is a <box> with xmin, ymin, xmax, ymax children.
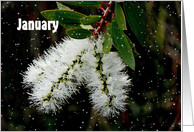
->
<box><xmin>22</xmin><ymin>35</ymin><xmax>131</xmax><ymax>118</ymax></box>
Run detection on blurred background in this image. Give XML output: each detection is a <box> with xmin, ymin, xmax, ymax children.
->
<box><xmin>1</xmin><ymin>1</ymin><xmax>181</xmax><ymax>131</ymax></box>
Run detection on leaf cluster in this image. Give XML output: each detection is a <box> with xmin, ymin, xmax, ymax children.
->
<box><xmin>41</xmin><ymin>1</ymin><xmax>147</xmax><ymax>71</ymax></box>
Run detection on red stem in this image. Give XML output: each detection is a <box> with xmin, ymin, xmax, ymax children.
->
<box><xmin>102</xmin><ymin>1</ymin><xmax>109</xmax><ymax>6</ymax></box>
<box><xmin>94</xmin><ymin>1</ymin><xmax>113</xmax><ymax>36</ymax></box>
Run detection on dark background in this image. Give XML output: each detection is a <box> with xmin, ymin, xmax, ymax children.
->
<box><xmin>1</xmin><ymin>1</ymin><xmax>181</xmax><ymax>131</ymax></box>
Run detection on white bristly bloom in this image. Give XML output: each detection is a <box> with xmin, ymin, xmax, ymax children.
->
<box><xmin>23</xmin><ymin>38</ymin><xmax>94</xmax><ymax>113</ymax></box>
<box><xmin>22</xmin><ymin>35</ymin><xmax>131</xmax><ymax>118</ymax></box>
<box><xmin>82</xmin><ymin>36</ymin><xmax>131</xmax><ymax>118</ymax></box>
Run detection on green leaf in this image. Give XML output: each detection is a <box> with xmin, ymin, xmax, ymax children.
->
<box><xmin>63</xmin><ymin>1</ymin><xmax>102</xmax><ymax>8</ymax></box>
<box><xmin>80</xmin><ymin>15</ymin><xmax>102</xmax><ymax>25</ymax></box>
<box><xmin>56</xmin><ymin>2</ymin><xmax>71</xmax><ymax>10</ymax></box>
<box><xmin>66</xmin><ymin>28</ymin><xmax>92</xmax><ymax>39</ymax></box>
<box><xmin>55</xmin><ymin>3</ymin><xmax>83</xmax><ymax>29</ymax></box>
<box><xmin>123</xmin><ymin>1</ymin><xmax>147</xmax><ymax>46</ymax></box>
<box><xmin>115</xmin><ymin>2</ymin><xmax>127</xmax><ymax>30</ymax></box>
<box><xmin>125</xmin><ymin>34</ymin><xmax>140</xmax><ymax>57</ymax></box>
<box><xmin>103</xmin><ymin>33</ymin><xmax>112</xmax><ymax>54</ymax></box>
<box><xmin>107</xmin><ymin>23</ymin><xmax>112</xmax><ymax>36</ymax></box>
<box><xmin>42</xmin><ymin>9</ymin><xmax>93</xmax><ymax>30</ymax></box>
<box><xmin>80</xmin><ymin>24</ymin><xmax>93</xmax><ymax>30</ymax></box>
<box><xmin>41</xmin><ymin>10</ymin><xmax>86</xmax><ymax>24</ymax></box>
<box><xmin>112</xmin><ymin>18</ymin><xmax>135</xmax><ymax>70</ymax></box>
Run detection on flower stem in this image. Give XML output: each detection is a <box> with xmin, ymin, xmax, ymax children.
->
<box><xmin>94</xmin><ymin>1</ymin><xmax>114</xmax><ymax>37</ymax></box>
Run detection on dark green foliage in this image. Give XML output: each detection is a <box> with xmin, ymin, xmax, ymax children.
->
<box><xmin>80</xmin><ymin>15</ymin><xmax>102</xmax><ymax>25</ymax></box>
<box><xmin>123</xmin><ymin>1</ymin><xmax>147</xmax><ymax>46</ymax></box>
<box><xmin>112</xmin><ymin>18</ymin><xmax>135</xmax><ymax>70</ymax></box>
<box><xmin>41</xmin><ymin>10</ymin><xmax>86</xmax><ymax>24</ymax></box>
<box><xmin>114</xmin><ymin>2</ymin><xmax>127</xmax><ymax>30</ymax></box>
<box><xmin>40</xmin><ymin>1</ymin><xmax>149</xmax><ymax>69</ymax></box>
<box><xmin>66</xmin><ymin>28</ymin><xmax>92</xmax><ymax>39</ymax></box>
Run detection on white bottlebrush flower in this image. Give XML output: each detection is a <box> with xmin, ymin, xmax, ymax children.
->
<box><xmin>84</xmin><ymin>36</ymin><xmax>131</xmax><ymax>118</ymax></box>
<box><xmin>22</xmin><ymin>37</ymin><xmax>95</xmax><ymax>114</ymax></box>
<box><xmin>22</xmin><ymin>35</ymin><xmax>131</xmax><ymax>118</ymax></box>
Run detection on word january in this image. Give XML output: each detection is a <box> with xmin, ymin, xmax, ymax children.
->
<box><xmin>17</xmin><ymin>18</ymin><xmax>59</xmax><ymax>33</ymax></box>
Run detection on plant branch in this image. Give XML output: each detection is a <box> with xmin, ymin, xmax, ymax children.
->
<box><xmin>94</xmin><ymin>1</ymin><xmax>113</xmax><ymax>36</ymax></box>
